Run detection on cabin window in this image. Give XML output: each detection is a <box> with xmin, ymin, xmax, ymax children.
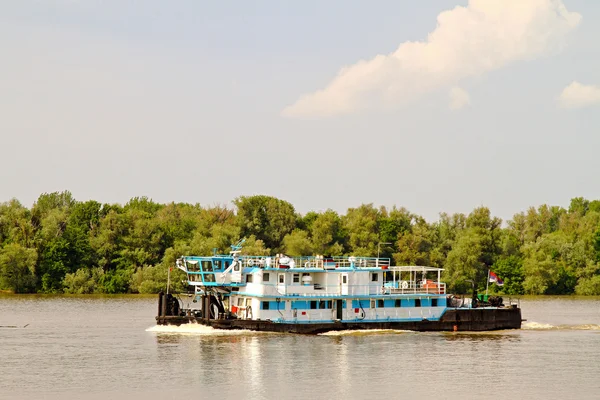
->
<box><xmin>213</xmin><ymin>260</ymin><xmax>222</xmax><ymax>270</ymax></box>
<box><xmin>246</xmin><ymin>275</ymin><xmax>253</xmax><ymax>283</ymax></box>
<box><xmin>377</xmin><ymin>299</ymin><xmax>384</xmax><ymax>308</ymax></box>
<box><xmin>395</xmin><ymin>299</ymin><xmax>402</xmax><ymax>307</ymax></box>
<box><xmin>237</xmin><ymin>298</ymin><xmax>243</xmax><ymax>306</ymax></box>
<box><xmin>415</xmin><ymin>299</ymin><xmax>421</xmax><ymax>307</ymax></box>
<box><xmin>432</xmin><ymin>298</ymin><xmax>438</xmax><ymax>307</ymax></box>
<box><xmin>318</xmin><ymin>301</ymin><xmax>331</xmax><ymax>309</ymax></box>
<box><xmin>224</xmin><ymin>261</ymin><xmax>230</xmax><ymax>270</ymax></box>
<box><xmin>279</xmin><ymin>274</ymin><xmax>285</xmax><ymax>284</ymax></box>
<box><xmin>204</xmin><ymin>273</ymin><xmax>215</xmax><ymax>282</ymax></box>
<box><xmin>371</xmin><ymin>273</ymin><xmax>379</xmax><ymax>282</ymax></box>
<box><xmin>370</xmin><ymin>300</ymin><xmax>376</xmax><ymax>309</ymax></box>
<box><xmin>342</xmin><ymin>275</ymin><xmax>347</xmax><ymax>284</ymax></box>
<box><xmin>201</xmin><ymin>260</ymin><xmax>213</xmax><ymax>272</ymax></box>
<box><xmin>187</xmin><ymin>261</ymin><xmax>200</xmax><ymax>272</ymax></box>
<box><xmin>263</xmin><ymin>273</ymin><xmax>270</xmax><ymax>282</ymax></box>
<box><xmin>293</xmin><ymin>274</ymin><xmax>300</xmax><ymax>283</ymax></box>
<box><xmin>234</xmin><ymin>262</ymin><xmax>240</xmax><ymax>271</ymax></box>
<box><xmin>262</xmin><ymin>301</ymin><xmax>270</xmax><ymax>310</ymax></box>
<box><xmin>310</xmin><ymin>301</ymin><xmax>317</xmax><ymax>310</ymax></box>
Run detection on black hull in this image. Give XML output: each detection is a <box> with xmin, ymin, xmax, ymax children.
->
<box><xmin>156</xmin><ymin>307</ymin><xmax>522</xmax><ymax>334</ymax></box>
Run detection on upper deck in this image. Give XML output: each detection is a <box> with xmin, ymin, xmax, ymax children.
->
<box><xmin>176</xmin><ymin>254</ymin><xmax>446</xmax><ymax>297</ymax></box>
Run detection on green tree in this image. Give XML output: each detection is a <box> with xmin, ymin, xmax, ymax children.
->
<box><xmin>0</xmin><ymin>243</ymin><xmax>37</xmax><ymax>293</ymax></box>
<box><xmin>0</xmin><ymin>199</ymin><xmax>34</xmax><ymax>247</ymax></box>
<box><xmin>394</xmin><ymin>217</ymin><xmax>433</xmax><ymax>266</ymax></box>
<box><xmin>283</xmin><ymin>229</ymin><xmax>314</xmax><ymax>256</ymax></box>
<box><xmin>310</xmin><ymin>210</ymin><xmax>345</xmax><ymax>255</ymax></box>
<box><xmin>490</xmin><ymin>256</ymin><xmax>524</xmax><ymax>295</ymax></box>
<box><xmin>443</xmin><ymin>230</ymin><xmax>484</xmax><ymax>293</ymax></box>
<box><xmin>234</xmin><ymin>195</ymin><xmax>296</xmax><ymax>251</ymax></box>
<box><xmin>343</xmin><ymin>204</ymin><xmax>379</xmax><ymax>256</ymax></box>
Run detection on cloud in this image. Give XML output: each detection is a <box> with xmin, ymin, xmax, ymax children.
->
<box><xmin>282</xmin><ymin>0</ymin><xmax>581</xmax><ymax>118</ymax></box>
<box><xmin>558</xmin><ymin>81</ymin><xmax>600</xmax><ymax>108</ymax></box>
<box><xmin>449</xmin><ymin>87</ymin><xmax>470</xmax><ymax>110</ymax></box>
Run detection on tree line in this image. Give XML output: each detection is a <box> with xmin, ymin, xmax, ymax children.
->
<box><xmin>1</xmin><ymin>191</ymin><xmax>599</xmax><ymax>295</ymax></box>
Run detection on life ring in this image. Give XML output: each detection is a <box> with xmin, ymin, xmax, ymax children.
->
<box><xmin>401</xmin><ymin>281</ymin><xmax>409</xmax><ymax>289</ymax></box>
<box><xmin>247</xmin><ymin>259</ymin><xmax>254</xmax><ymax>266</ymax></box>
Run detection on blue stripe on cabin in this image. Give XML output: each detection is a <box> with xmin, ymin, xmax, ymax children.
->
<box><xmin>352</xmin><ymin>300</ymin><xmax>370</xmax><ymax>309</ymax></box>
<box><xmin>383</xmin><ymin>299</ymin><xmax>395</xmax><ymax>308</ymax></box>
<box><xmin>291</xmin><ymin>301</ymin><xmax>309</xmax><ymax>310</ymax></box>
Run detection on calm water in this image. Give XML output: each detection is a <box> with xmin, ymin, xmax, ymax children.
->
<box><xmin>1</xmin><ymin>295</ymin><xmax>599</xmax><ymax>400</ymax></box>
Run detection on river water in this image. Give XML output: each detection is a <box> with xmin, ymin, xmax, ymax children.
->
<box><xmin>1</xmin><ymin>295</ymin><xmax>599</xmax><ymax>400</ymax></box>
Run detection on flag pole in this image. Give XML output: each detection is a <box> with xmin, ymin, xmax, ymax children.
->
<box><xmin>486</xmin><ymin>269</ymin><xmax>490</xmax><ymax>296</ymax></box>
<box><xmin>167</xmin><ymin>267</ymin><xmax>171</xmax><ymax>295</ymax></box>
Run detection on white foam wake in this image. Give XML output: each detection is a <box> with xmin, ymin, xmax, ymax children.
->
<box><xmin>522</xmin><ymin>322</ymin><xmax>600</xmax><ymax>331</ymax></box>
<box><xmin>522</xmin><ymin>321</ymin><xmax>556</xmax><ymax>330</ymax></box>
<box><xmin>145</xmin><ymin>324</ymin><xmax>274</xmax><ymax>336</ymax></box>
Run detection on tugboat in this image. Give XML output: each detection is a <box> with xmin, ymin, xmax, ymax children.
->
<box><xmin>156</xmin><ymin>240</ymin><xmax>522</xmax><ymax>334</ymax></box>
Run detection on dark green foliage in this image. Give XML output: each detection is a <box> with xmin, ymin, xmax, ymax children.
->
<box><xmin>491</xmin><ymin>256</ymin><xmax>524</xmax><ymax>295</ymax></box>
<box><xmin>234</xmin><ymin>195</ymin><xmax>297</xmax><ymax>251</ymax></box>
<box><xmin>1</xmin><ymin>194</ymin><xmax>600</xmax><ymax>295</ymax></box>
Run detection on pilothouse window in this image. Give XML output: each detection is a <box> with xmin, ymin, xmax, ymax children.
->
<box><xmin>187</xmin><ymin>261</ymin><xmax>200</xmax><ymax>272</ymax></box>
<box><xmin>263</xmin><ymin>273</ymin><xmax>270</xmax><ymax>282</ymax></box>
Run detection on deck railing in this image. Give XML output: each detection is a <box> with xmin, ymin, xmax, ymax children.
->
<box><xmin>239</xmin><ymin>255</ymin><xmax>391</xmax><ymax>269</ymax></box>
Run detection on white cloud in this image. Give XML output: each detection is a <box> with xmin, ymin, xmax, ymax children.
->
<box><xmin>283</xmin><ymin>0</ymin><xmax>581</xmax><ymax>118</ymax></box>
<box><xmin>449</xmin><ymin>87</ymin><xmax>470</xmax><ymax>110</ymax></box>
<box><xmin>558</xmin><ymin>81</ymin><xmax>600</xmax><ymax>108</ymax></box>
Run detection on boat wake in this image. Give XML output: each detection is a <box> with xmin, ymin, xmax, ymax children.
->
<box><xmin>522</xmin><ymin>321</ymin><xmax>600</xmax><ymax>331</ymax></box>
<box><xmin>318</xmin><ymin>329</ymin><xmax>413</xmax><ymax>336</ymax></box>
<box><xmin>146</xmin><ymin>324</ymin><xmax>275</xmax><ymax>336</ymax></box>
<box><xmin>146</xmin><ymin>324</ymin><xmax>274</xmax><ymax>336</ymax></box>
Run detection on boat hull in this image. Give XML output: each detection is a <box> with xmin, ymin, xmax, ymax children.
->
<box><xmin>156</xmin><ymin>307</ymin><xmax>522</xmax><ymax>334</ymax></box>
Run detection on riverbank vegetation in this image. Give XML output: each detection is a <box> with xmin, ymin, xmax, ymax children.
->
<box><xmin>1</xmin><ymin>191</ymin><xmax>600</xmax><ymax>295</ymax></box>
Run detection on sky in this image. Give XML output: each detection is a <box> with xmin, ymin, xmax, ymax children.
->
<box><xmin>1</xmin><ymin>0</ymin><xmax>600</xmax><ymax>222</ymax></box>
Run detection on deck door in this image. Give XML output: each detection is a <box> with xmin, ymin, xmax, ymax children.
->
<box><xmin>336</xmin><ymin>300</ymin><xmax>343</xmax><ymax>320</ymax></box>
<box><xmin>341</xmin><ymin>273</ymin><xmax>349</xmax><ymax>295</ymax></box>
<box><xmin>278</xmin><ymin>273</ymin><xmax>286</xmax><ymax>294</ymax></box>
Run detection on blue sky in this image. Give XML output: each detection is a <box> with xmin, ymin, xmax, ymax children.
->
<box><xmin>1</xmin><ymin>0</ymin><xmax>599</xmax><ymax>221</ymax></box>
